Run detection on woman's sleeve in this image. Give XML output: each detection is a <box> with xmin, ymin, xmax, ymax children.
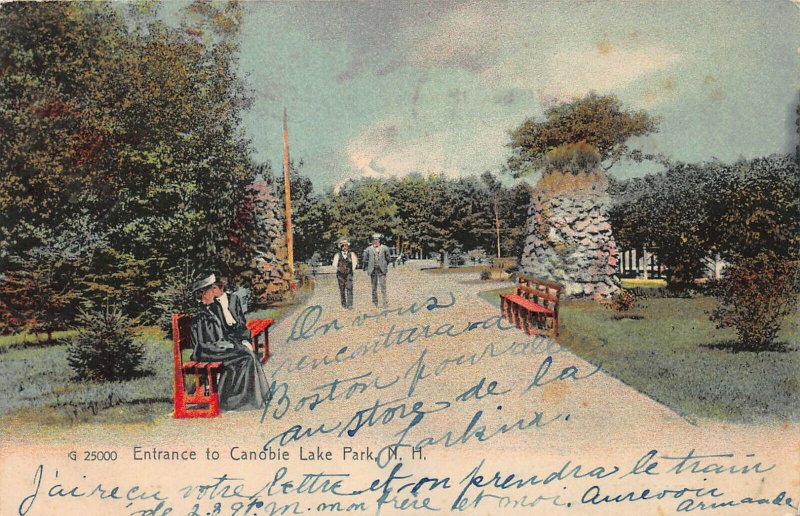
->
<box><xmin>192</xmin><ymin>317</ymin><xmax>234</xmax><ymax>354</ymax></box>
<box><xmin>232</xmin><ymin>294</ymin><xmax>252</xmax><ymax>340</ymax></box>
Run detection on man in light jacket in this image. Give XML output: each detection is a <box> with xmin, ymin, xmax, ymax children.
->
<box><xmin>362</xmin><ymin>233</ymin><xmax>391</xmax><ymax>307</ymax></box>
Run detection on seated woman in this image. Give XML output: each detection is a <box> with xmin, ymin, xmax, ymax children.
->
<box><xmin>189</xmin><ymin>271</ymin><xmax>269</xmax><ymax>411</ymax></box>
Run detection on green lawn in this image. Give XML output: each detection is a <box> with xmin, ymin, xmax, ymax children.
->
<box><xmin>1</xmin><ymin>285</ymin><xmax>313</xmax><ymax>427</ymax></box>
<box><xmin>479</xmin><ymin>286</ymin><xmax>799</xmax><ymax>423</ymax></box>
<box><xmin>0</xmin><ymin>330</ymin><xmax>76</xmax><ymax>349</ymax></box>
<box><xmin>620</xmin><ymin>278</ymin><xmax>667</xmax><ymax>289</ymax></box>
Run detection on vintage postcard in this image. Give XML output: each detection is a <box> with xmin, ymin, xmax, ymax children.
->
<box><xmin>1</xmin><ymin>1</ymin><xmax>798</xmax><ymax>515</ymax></box>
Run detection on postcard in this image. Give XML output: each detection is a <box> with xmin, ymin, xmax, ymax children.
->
<box><xmin>1</xmin><ymin>1</ymin><xmax>798</xmax><ymax>515</ymax></box>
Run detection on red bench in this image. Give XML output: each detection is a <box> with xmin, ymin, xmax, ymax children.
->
<box><xmin>500</xmin><ymin>275</ymin><xmax>563</xmax><ymax>336</ymax></box>
<box><xmin>171</xmin><ymin>314</ymin><xmax>273</xmax><ymax>418</ymax></box>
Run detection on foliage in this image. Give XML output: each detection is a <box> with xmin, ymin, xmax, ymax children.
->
<box><xmin>709</xmin><ymin>155</ymin><xmax>800</xmax><ymax>263</ymax></box>
<box><xmin>270</xmin><ymin>160</ymin><xmax>330</xmax><ymax>262</ymax></box>
<box><xmin>603</xmin><ymin>290</ymin><xmax>640</xmax><ymax>312</ymax></box>
<box><xmin>240</xmin><ymin>165</ymin><xmax>532</xmax><ymax>267</ymax></box>
<box><xmin>508</xmin><ymin>93</ymin><xmax>661</xmax><ymax>176</ymax></box>
<box><xmin>66</xmin><ymin>306</ymin><xmax>145</xmax><ymax>381</ymax></box>
<box><xmin>543</xmin><ymin>142</ymin><xmax>601</xmax><ymax>174</ymax></box>
<box><xmin>326</xmin><ymin>177</ymin><xmax>400</xmax><ymax>252</ymax></box>
<box><xmin>149</xmin><ymin>263</ymin><xmax>197</xmax><ymax>333</ymax></box>
<box><xmin>0</xmin><ymin>1</ymin><xmax>270</xmax><ymax>327</ymax></box>
<box><xmin>468</xmin><ymin>248</ymin><xmax>488</xmax><ymax>263</ymax></box>
<box><xmin>448</xmin><ymin>246</ymin><xmax>466</xmax><ymax>267</ymax></box>
<box><xmin>709</xmin><ymin>255</ymin><xmax>800</xmax><ymax>350</ymax></box>
<box><xmin>0</xmin><ymin>225</ymin><xmax>90</xmax><ymax>339</ymax></box>
<box><xmin>610</xmin><ymin>155</ymin><xmax>799</xmax><ymax>291</ymax></box>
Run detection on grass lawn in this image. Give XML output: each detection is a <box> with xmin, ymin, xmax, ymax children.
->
<box><xmin>1</xmin><ymin>284</ymin><xmax>313</xmax><ymax>428</ymax></box>
<box><xmin>478</xmin><ymin>286</ymin><xmax>799</xmax><ymax>423</ymax></box>
<box><xmin>0</xmin><ymin>330</ymin><xmax>76</xmax><ymax>350</ymax></box>
<box><xmin>620</xmin><ymin>278</ymin><xmax>667</xmax><ymax>289</ymax></box>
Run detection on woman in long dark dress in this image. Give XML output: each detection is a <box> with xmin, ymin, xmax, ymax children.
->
<box><xmin>190</xmin><ymin>272</ymin><xmax>269</xmax><ymax>411</ymax></box>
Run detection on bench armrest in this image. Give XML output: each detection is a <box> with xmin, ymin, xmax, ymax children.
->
<box><xmin>246</xmin><ymin>319</ymin><xmax>274</xmax><ymax>364</ymax></box>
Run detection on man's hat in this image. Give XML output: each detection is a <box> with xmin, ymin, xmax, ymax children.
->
<box><xmin>338</xmin><ymin>238</ymin><xmax>350</xmax><ymax>248</ymax></box>
<box><xmin>371</xmin><ymin>233</ymin><xmax>382</xmax><ymax>241</ymax></box>
<box><xmin>190</xmin><ymin>272</ymin><xmax>216</xmax><ymax>293</ymax></box>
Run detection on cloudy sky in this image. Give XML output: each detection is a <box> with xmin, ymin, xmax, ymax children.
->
<box><xmin>223</xmin><ymin>1</ymin><xmax>799</xmax><ymax>188</ymax></box>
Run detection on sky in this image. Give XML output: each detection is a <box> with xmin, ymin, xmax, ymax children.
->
<box><xmin>184</xmin><ymin>1</ymin><xmax>799</xmax><ymax>189</ymax></box>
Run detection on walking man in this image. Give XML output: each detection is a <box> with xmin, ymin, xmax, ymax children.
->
<box><xmin>332</xmin><ymin>238</ymin><xmax>358</xmax><ymax>309</ymax></box>
<box><xmin>362</xmin><ymin>233</ymin><xmax>391</xmax><ymax>307</ymax></box>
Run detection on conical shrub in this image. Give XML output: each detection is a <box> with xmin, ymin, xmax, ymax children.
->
<box><xmin>67</xmin><ymin>307</ymin><xmax>144</xmax><ymax>381</ymax></box>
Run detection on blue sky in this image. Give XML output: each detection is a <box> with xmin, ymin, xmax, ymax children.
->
<box><xmin>174</xmin><ymin>1</ymin><xmax>800</xmax><ymax>189</ymax></box>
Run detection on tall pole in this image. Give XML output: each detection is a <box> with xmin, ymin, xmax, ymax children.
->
<box><xmin>494</xmin><ymin>202</ymin><xmax>501</xmax><ymax>259</ymax></box>
<box><xmin>283</xmin><ymin>108</ymin><xmax>294</xmax><ymax>282</ymax></box>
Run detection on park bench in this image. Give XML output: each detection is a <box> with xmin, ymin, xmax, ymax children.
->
<box><xmin>171</xmin><ymin>314</ymin><xmax>273</xmax><ymax>418</ymax></box>
<box><xmin>500</xmin><ymin>275</ymin><xmax>563</xmax><ymax>337</ymax></box>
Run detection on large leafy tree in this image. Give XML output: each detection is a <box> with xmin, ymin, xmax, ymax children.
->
<box><xmin>610</xmin><ymin>155</ymin><xmax>800</xmax><ymax>293</ymax></box>
<box><xmin>609</xmin><ymin>163</ymin><xmax>718</xmax><ymax>289</ymax></box>
<box><xmin>710</xmin><ymin>155</ymin><xmax>799</xmax><ymax>262</ymax></box>
<box><xmin>0</xmin><ymin>1</ymin><xmax>265</xmax><ymax>324</ymax></box>
<box><xmin>326</xmin><ymin>178</ymin><xmax>401</xmax><ymax>253</ymax></box>
<box><xmin>507</xmin><ymin>93</ymin><xmax>661</xmax><ymax>176</ymax></box>
<box><xmin>707</xmin><ymin>155</ymin><xmax>799</xmax><ymax>349</ymax></box>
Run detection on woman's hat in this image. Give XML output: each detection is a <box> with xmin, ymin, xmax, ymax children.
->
<box><xmin>190</xmin><ymin>272</ymin><xmax>216</xmax><ymax>293</ymax></box>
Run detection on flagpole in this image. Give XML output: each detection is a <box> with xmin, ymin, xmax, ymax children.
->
<box><xmin>283</xmin><ymin>107</ymin><xmax>294</xmax><ymax>286</ymax></box>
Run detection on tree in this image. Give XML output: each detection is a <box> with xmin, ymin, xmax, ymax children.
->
<box><xmin>447</xmin><ymin>177</ymin><xmax>495</xmax><ymax>258</ymax></box>
<box><xmin>391</xmin><ymin>174</ymin><xmax>437</xmax><ymax>257</ymax></box>
<box><xmin>507</xmin><ymin>93</ymin><xmax>661</xmax><ymax>176</ymax></box>
<box><xmin>66</xmin><ymin>306</ymin><xmax>145</xmax><ymax>381</ymax></box>
<box><xmin>707</xmin><ymin>155</ymin><xmax>800</xmax><ymax>349</ymax></box>
<box><xmin>480</xmin><ymin>171</ymin><xmax>531</xmax><ymax>258</ymax></box>
<box><xmin>710</xmin><ymin>155</ymin><xmax>800</xmax><ymax>263</ymax></box>
<box><xmin>326</xmin><ymin>178</ymin><xmax>400</xmax><ymax>252</ymax></box>
<box><xmin>0</xmin><ymin>2</ymin><xmax>269</xmax><ymax>325</ymax></box>
<box><xmin>270</xmin><ymin>160</ymin><xmax>330</xmax><ymax>262</ymax></box>
<box><xmin>709</xmin><ymin>255</ymin><xmax>799</xmax><ymax>350</ymax></box>
<box><xmin>609</xmin><ymin>163</ymin><xmax>718</xmax><ymax>290</ymax></box>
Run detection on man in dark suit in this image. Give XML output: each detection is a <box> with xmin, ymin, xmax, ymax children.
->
<box><xmin>332</xmin><ymin>238</ymin><xmax>358</xmax><ymax>309</ymax></box>
<box><xmin>362</xmin><ymin>233</ymin><xmax>391</xmax><ymax>307</ymax></box>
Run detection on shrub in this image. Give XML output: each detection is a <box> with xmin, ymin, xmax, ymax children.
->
<box><xmin>604</xmin><ymin>289</ymin><xmax>640</xmax><ymax>312</ymax></box>
<box><xmin>479</xmin><ymin>271</ymin><xmax>490</xmax><ymax>281</ymax></box>
<box><xmin>468</xmin><ymin>248</ymin><xmax>488</xmax><ymax>264</ymax></box>
<box><xmin>709</xmin><ymin>255</ymin><xmax>800</xmax><ymax>350</ymax></box>
<box><xmin>448</xmin><ymin>248</ymin><xmax>466</xmax><ymax>267</ymax></box>
<box><xmin>67</xmin><ymin>307</ymin><xmax>144</xmax><ymax>381</ymax></box>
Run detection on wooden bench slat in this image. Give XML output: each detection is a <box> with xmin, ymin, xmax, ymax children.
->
<box><xmin>247</xmin><ymin>319</ymin><xmax>273</xmax><ymax>335</ymax></box>
<box><xmin>517</xmin><ymin>274</ymin><xmax>564</xmax><ymax>291</ymax></box>
<box><xmin>502</xmin><ymin>294</ymin><xmax>554</xmax><ymax>315</ymax></box>
<box><xmin>517</xmin><ymin>284</ymin><xmax>560</xmax><ymax>304</ymax></box>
